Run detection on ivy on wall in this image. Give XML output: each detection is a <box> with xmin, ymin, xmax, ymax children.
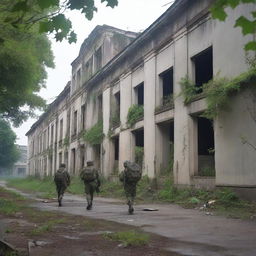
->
<box><xmin>82</xmin><ymin>120</ymin><xmax>104</xmax><ymax>145</ymax></box>
<box><xmin>179</xmin><ymin>67</ymin><xmax>256</xmax><ymax>119</ymax></box>
<box><xmin>127</xmin><ymin>105</ymin><xmax>144</xmax><ymax>127</ymax></box>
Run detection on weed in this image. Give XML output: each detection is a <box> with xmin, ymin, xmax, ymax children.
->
<box><xmin>0</xmin><ymin>199</ymin><xmax>20</xmax><ymax>215</ymax></box>
<box><xmin>103</xmin><ymin>230</ymin><xmax>149</xmax><ymax>246</ymax></box>
<box><xmin>82</xmin><ymin>120</ymin><xmax>104</xmax><ymax>145</ymax></box>
<box><xmin>30</xmin><ymin>219</ymin><xmax>65</xmax><ymax>235</ymax></box>
<box><xmin>126</xmin><ymin>105</ymin><xmax>144</xmax><ymax>127</ymax></box>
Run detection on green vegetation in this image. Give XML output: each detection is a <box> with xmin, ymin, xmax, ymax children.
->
<box><xmin>110</xmin><ymin>111</ymin><xmax>120</xmax><ymax>128</ymax></box>
<box><xmin>179</xmin><ymin>68</ymin><xmax>256</xmax><ymax>119</ymax></box>
<box><xmin>0</xmin><ymin>118</ymin><xmax>20</xmax><ymax>169</ymax></box>
<box><xmin>127</xmin><ymin>105</ymin><xmax>144</xmax><ymax>127</ymax></box>
<box><xmin>155</xmin><ymin>94</ymin><xmax>174</xmax><ymax>113</ymax></box>
<box><xmin>82</xmin><ymin>121</ymin><xmax>104</xmax><ymax>145</ymax></box>
<box><xmin>199</xmin><ymin>166</ymin><xmax>215</xmax><ymax>177</ymax></box>
<box><xmin>135</xmin><ymin>146</ymin><xmax>144</xmax><ymax>166</ymax></box>
<box><xmin>30</xmin><ymin>219</ymin><xmax>66</xmax><ymax>235</ymax></box>
<box><xmin>0</xmin><ymin>198</ymin><xmax>20</xmax><ymax>215</ymax></box>
<box><xmin>103</xmin><ymin>230</ymin><xmax>150</xmax><ymax>246</ymax></box>
<box><xmin>63</xmin><ymin>136</ymin><xmax>70</xmax><ymax>148</ymax></box>
<box><xmin>210</xmin><ymin>0</ymin><xmax>256</xmax><ymax>51</ymax></box>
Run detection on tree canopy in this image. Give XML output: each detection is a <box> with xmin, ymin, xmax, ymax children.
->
<box><xmin>0</xmin><ymin>1</ymin><xmax>54</xmax><ymax>127</ymax></box>
<box><xmin>211</xmin><ymin>0</ymin><xmax>256</xmax><ymax>51</ymax></box>
<box><xmin>0</xmin><ymin>118</ymin><xmax>20</xmax><ymax>168</ymax></box>
<box><xmin>3</xmin><ymin>0</ymin><xmax>118</xmax><ymax>43</ymax></box>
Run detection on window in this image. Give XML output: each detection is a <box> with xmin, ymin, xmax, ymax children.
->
<box><xmin>59</xmin><ymin>119</ymin><xmax>63</xmax><ymax>141</ymax></box>
<box><xmin>73</xmin><ymin>111</ymin><xmax>78</xmax><ymax>135</ymax></box>
<box><xmin>192</xmin><ymin>47</ymin><xmax>213</xmax><ymax>92</ymax></box>
<box><xmin>135</xmin><ymin>82</ymin><xmax>144</xmax><ymax>105</ymax></box>
<box><xmin>81</xmin><ymin>104</ymin><xmax>86</xmax><ymax>130</ymax></box>
<box><xmin>159</xmin><ymin>68</ymin><xmax>173</xmax><ymax>106</ymax></box>
<box><xmin>94</xmin><ymin>46</ymin><xmax>102</xmax><ymax>72</ymax></box>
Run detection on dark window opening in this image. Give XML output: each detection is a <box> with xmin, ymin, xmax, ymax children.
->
<box><xmin>72</xmin><ymin>148</ymin><xmax>76</xmax><ymax>174</ymax></box>
<box><xmin>98</xmin><ymin>95</ymin><xmax>103</xmax><ymax>121</ymax></box>
<box><xmin>59</xmin><ymin>119</ymin><xmax>63</xmax><ymax>141</ymax></box>
<box><xmin>134</xmin><ymin>129</ymin><xmax>144</xmax><ymax>147</ymax></box>
<box><xmin>193</xmin><ymin>47</ymin><xmax>213</xmax><ymax>92</ymax></box>
<box><xmin>73</xmin><ymin>111</ymin><xmax>78</xmax><ymax>135</ymax></box>
<box><xmin>197</xmin><ymin>117</ymin><xmax>215</xmax><ymax>176</ymax></box>
<box><xmin>59</xmin><ymin>152</ymin><xmax>62</xmax><ymax>167</ymax></box>
<box><xmin>95</xmin><ymin>47</ymin><xmax>102</xmax><ymax>72</ymax></box>
<box><xmin>160</xmin><ymin>68</ymin><xmax>173</xmax><ymax>97</ymax></box>
<box><xmin>80</xmin><ymin>145</ymin><xmax>85</xmax><ymax>168</ymax></box>
<box><xmin>81</xmin><ymin>104</ymin><xmax>86</xmax><ymax>130</ymax></box>
<box><xmin>114</xmin><ymin>136</ymin><xmax>119</xmax><ymax>161</ymax></box>
<box><xmin>136</xmin><ymin>82</ymin><xmax>144</xmax><ymax>105</ymax></box>
<box><xmin>18</xmin><ymin>168</ymin><xmax>26</xmax><ymax>175</ymax></box>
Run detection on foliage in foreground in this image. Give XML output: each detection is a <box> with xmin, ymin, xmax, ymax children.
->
<box><xmin>0</xmin><ymin>118</ymin><xmax>20</xmax><ymax>168</ymax></box>
<box><xmin>104</xmin><ymin>230</ymin><xmax>149</xmax><ymax>246</ymax></box>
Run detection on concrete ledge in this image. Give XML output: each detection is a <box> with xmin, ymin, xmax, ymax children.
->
<box><xmin>188</xmin><ymin>97</ymin><xmax>207</xmax><ymax>116</ymax></box>
<box><xmin>155</xmin><ymin>109</ymin><xmax>174</xmax><ymax>124</ymax></box>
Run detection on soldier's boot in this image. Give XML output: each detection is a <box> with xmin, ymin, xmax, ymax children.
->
<box><xmin>86</xmin><ymin>196</ymin><xmax>92</xmax><ymax>210</ymax></box>
<box><xmin>58</xmin><ymin>195</ymin><xmax>63</xmax><ymax>207</ymax></box>
<box><xmin>128</xmin><ymin>200</ymin><xmax>134</xmax><ymax>215</ymax></box>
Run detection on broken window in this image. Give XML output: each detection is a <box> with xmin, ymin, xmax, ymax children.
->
<box><xmin>98</xmin><ymin>95</ymin><xmax>103</xmax><ymax>121</ymax></box>
<box><xmin>192</xmin><ymin>47</ymin><xmax>213</xmax><ymax>93</ymax></box>
<box><xmin>159</xmin><ymin>68</ymin><xmax>174</xmax><ymax>107</ymax></box>
<box><xmin>59</xmin><ymin>119</ymin><xmax>63</xmax><ymax>141</ymax></box>
<box><xmin>114</xmin><ymin>136</ymin><xmax>119</xmax><ymax>161</ymax></box>
<box><xmin>59</xmin><ymin>152</ymin><xmax>62</xmax><ymax>167</ymax></box>
<box><xmin>135</xmin><ymin>82</ymin><xmax>144</xmax><ymax>105</ymax></box>
<box><xmin>133</xmin><ymin>129</ymin><xmax>144</xmax><ymax>165</ymax></box>
<box><xmin>197</xmin><ymin>117</ymin><xmax>215</xmax><ymax>176</ymax></box>
<box><xmin>94</xmin><ymin>46</ymin><xmax>102</xmax><ymax>72</ymax></box>
<box><xmin>111</xmin><ymin>92</ymin><xmax>120</xmax><ymax>128</ymax></box>
<box><xmin>80</xmin><ymin>145</ymin><xmax>85</xmax><ymax>168</ymax></box>
<box><xmin>73</xmin><ymin>110</ymin><xmax>78</xmax><ymax>135</ymax></box>
<box><xmin>81</xmin><ymin>104</ymin><xmax>86</xmax><ymax>130</ymax></box>
<box><xmin>71</xmin><ymin>148</ymin><xmax>76</xmax><ymax>174</ymax></box>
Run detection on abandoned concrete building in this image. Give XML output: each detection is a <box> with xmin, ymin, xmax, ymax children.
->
<box><xmin>26</xmin><ymin>0</ymin><xmax>256</xmax><ymax>195</ymax></box>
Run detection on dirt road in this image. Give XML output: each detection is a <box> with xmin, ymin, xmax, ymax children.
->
<box><xmin>2</xmin><ymin>182</ymin><xmax>256</xmax><ymax>256</ymax></box>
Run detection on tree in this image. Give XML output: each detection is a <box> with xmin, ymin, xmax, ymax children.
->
<box><xmin>210</xmin><ymin>0</ymin><xmax>256</xmax><ymax>51</ymax></box>
<box><xmin>0</xmin><ymin>1</ymin><xmax>54</xmax><ymax>127</ymax></box>
<box><xmin>0</xmin><ymin>118</ymin><xmax>20</xmax><ymax>168</ymax></box>
<box><xmin>3</xmin><ymin>0</ymin><xmax>118</xmax><ymax>43</ymax></box>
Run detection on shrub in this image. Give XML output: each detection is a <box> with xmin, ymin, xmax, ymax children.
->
<box><xmin>82</xmin><ymin>120</ymin><xmax>104</xmax><ymax>145</ymax></box>
<box><xmin>127</xmin><ymin>105</ymin><xmax>144</xmax><ymax>127</ymax></box>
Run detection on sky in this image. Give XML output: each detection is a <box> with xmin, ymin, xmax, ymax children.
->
<box><xmin>13</xmin><ymin>0</ymin><xmax>173</xmax><ymax>145</ymax></box>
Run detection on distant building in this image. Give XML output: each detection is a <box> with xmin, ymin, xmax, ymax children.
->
<box><xmin>12</xmin><ymin>145</ymin><xmax>27</xmax><ymax>176</ymax></box>
<box><xmin>26</xmin><ymin>0</ymin><xmax>256</xmax><ymax>198</ymax></box>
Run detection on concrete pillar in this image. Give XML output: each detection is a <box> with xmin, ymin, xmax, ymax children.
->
<box><xmin>102</xmin><ymin>87</ymin><xmax>114</xmax><ymax>177</ymax></box>
<box><xmin>144</xmin><ymin>53</ymin><xmax>156</xmax><ymax>178</ymax></box>
<box><xmin>173</xmin><ymin>31</ymin><xmax>193</xmax><ymax>185</ymax></box>
<box><xmin>119</xmin><ymin>72</ymin><xmax>132</xmax><ymax>171</ymax></box>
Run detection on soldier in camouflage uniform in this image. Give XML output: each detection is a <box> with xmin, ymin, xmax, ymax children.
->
<box><xmin>54</xmin><ymin>163</ymin><xmax>70</xmax><ymax>207</ymax></box>
<box><xmin>119</xmin><ymin>161</ymin><xmax>141</xmax><ymax>214</ymax></box>
<box><xmin>80</xmin><ymin>161</ymin><xmax>101</xmax><ymax>210</ymax></box>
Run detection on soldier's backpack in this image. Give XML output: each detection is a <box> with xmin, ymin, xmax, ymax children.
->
<box><xmin>54</xmin><ymin>170</ymin><xmax>66</xmax><ymax>183</ymax></box>
<box><xmin>125</xmin><ymin>162</ymin><xmax>142</xmax><ymax>183</ymax></box>
<box><xmin>81</xmin><ymin>168</ymin><xmax>97</xmax><ymax>182</ymax></box>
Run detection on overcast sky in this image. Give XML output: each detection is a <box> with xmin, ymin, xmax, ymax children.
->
<box><xmin>13</xmin><ymin>0</ymin><xmax>172</xmax><ymax>145</ymax></box>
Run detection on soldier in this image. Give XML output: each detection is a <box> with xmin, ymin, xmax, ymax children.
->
<box><xmin>119</xmin><ymin>161</ymin><xmax>142</xmax><ymax>214</ymax></box>
<box><xmin>80</xmin><ymin>161</ymin><xmax>101</xmax><ymax>210</ymax></box>
<box><xmin>54</xmin><ymin>163</ymin><xmax>70</xmax><ymax>207</ymax></box>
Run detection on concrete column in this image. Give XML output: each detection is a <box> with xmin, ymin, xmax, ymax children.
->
<box><xmin>119</xmin><ymin>72</ymin><xmax>132</xmax><ymax>171</ymax></box>
<box><xmin>144</xmin><ymin>53</ymin><xmax>156</xmax><ymax>178</ymax></box>
<box><xmin>173</xmin><ymin>31</ymin><xmax>193</xmax><ymax>185</ymax></box>
<box><xmin>102</xmin><ymin>87</ymin><xmax>114</xmax><ymax>177</ymax></box>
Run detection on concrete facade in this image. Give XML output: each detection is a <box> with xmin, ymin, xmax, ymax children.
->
<box><xmin>26</xmin><ymin>0</ymin><xmax>256</xmax><ymax>192</ymax></box>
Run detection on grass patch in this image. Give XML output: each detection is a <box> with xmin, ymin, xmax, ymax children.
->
<box><xmin>30</xmin><ymin>219</ymin><xmax>66</xmax><ymax>235</ymax></box>
<box><xmin>0</xmin><ymin>198</ymin><xmax>20</xmax><ymax>215</ymax></box>
<box><xmin>100</xmin><ymin>178</ymin><xmax>124</xmax><ymax>198</ymax></box>
<box><xmin>103</xmin><ymin>230</ymin><xmax>149</xmax><ymax>246</ymax></box>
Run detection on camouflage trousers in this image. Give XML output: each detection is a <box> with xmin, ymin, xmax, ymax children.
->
<box><xmin>84</xmin><ymin>181</ymin><xmax>98</xmax><ymax>208</ymax></box>
<box><xmin>124</xmin><ymin>182</ymin><xmax>137</xmax><ymax>207</ymax></box>
<box><xmin>55</xmin><ymin>181</ymin><xmax>67</xmax><ymax>206</ymax></box>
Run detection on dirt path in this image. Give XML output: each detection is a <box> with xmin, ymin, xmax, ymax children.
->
<box><xmin>1</xmin><ymin>181</ymin><xmax>256</xmax><ymax>256</ymax></box>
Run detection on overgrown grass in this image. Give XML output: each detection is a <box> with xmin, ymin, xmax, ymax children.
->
<box><xmin>103</xmin><ymin>230</ymin><xmax>149</xmax><ymax>246</ymax></box>
<box><xmin>0</xmin><ymin>198</ymin><xmax>20</xmax><ymax>215</ymax></box>
<box><xmin>30</xmin><ymin>219</ymin><xmax>66</xmax><ymax>235</ymax></box>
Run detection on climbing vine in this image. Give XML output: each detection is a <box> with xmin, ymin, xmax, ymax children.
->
<box><xmin>127</xmin><ymin>105</ymin><xmax>144</xmax><ymax>127</ymax></box>
<box><xmin>82</xmin><ymin>120</ymin><xmax>104</xmax><ymax>145</ymax></box>
<box><xmin>179</xmin><ymin>67</ymin><xmax>256</xmax><ymax>119</ymax></box>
